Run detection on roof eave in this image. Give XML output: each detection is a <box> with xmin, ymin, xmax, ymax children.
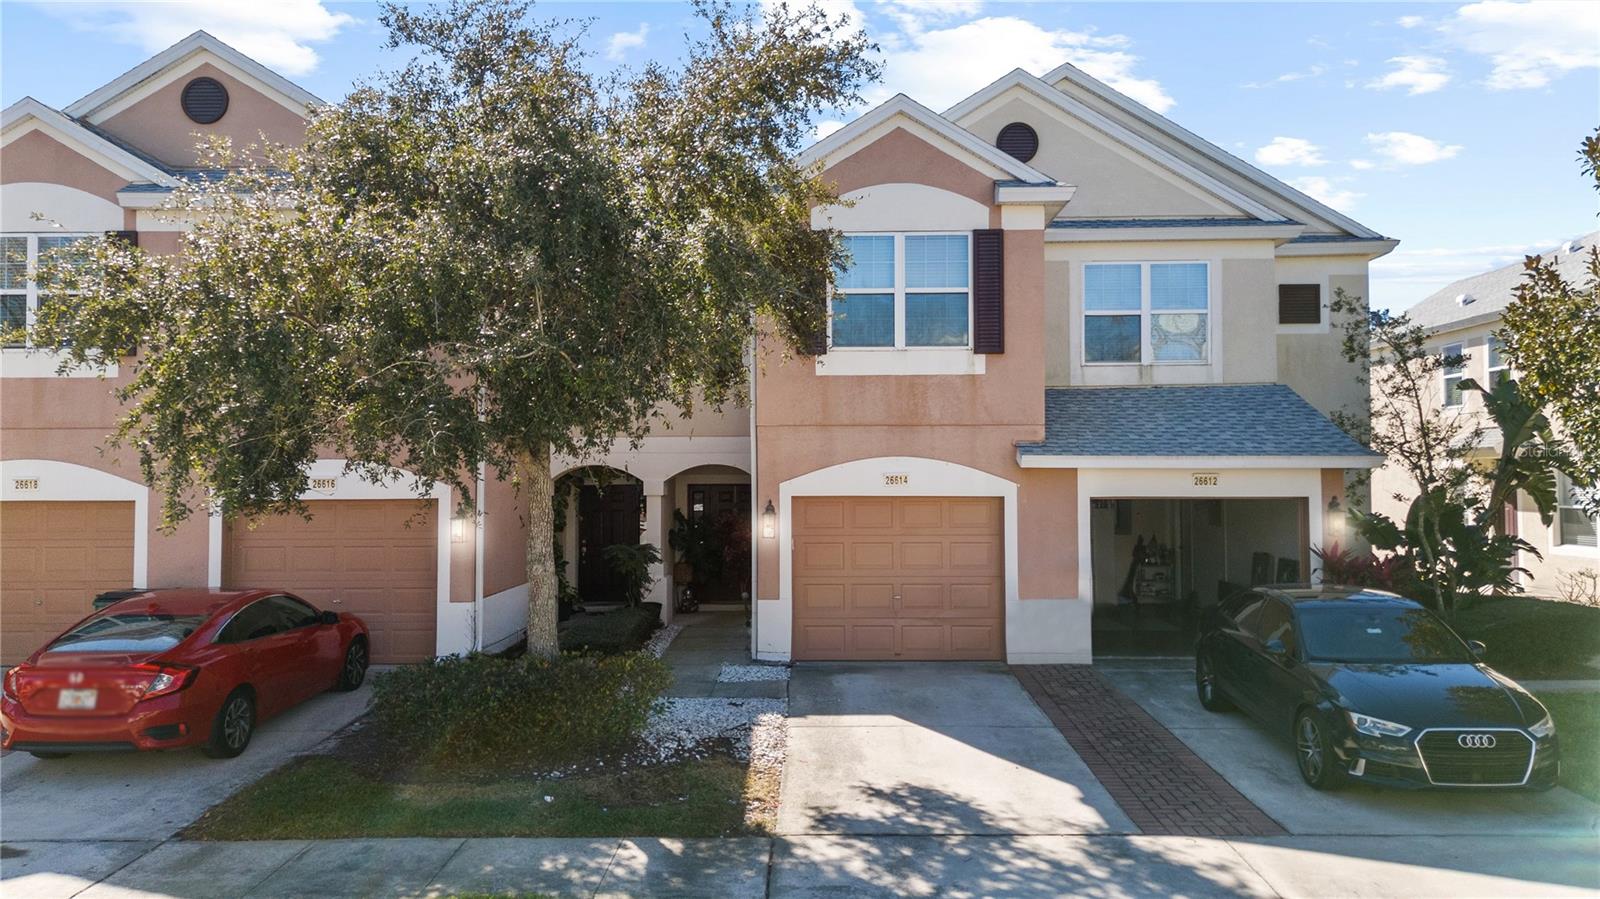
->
<box><xmin>1276</xmin><ymin>238</ymin><xmax>1399</xmax><ymax>259</ymax></box>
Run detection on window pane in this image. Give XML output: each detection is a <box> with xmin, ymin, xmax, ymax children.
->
<box><xmin>1085</xmin><ymin>315</ymin><xmax>1141</xmax><ymax>362</ymax></box>
<box><xmin>1</xmin><ymin>294</ymin><xmax>25</xmax><ymax>346</ymax></box>
<box><xmin>831</xmin><ymin>293</ymin><xmax>894</xmax><ymax>347</ymax></box>
<box><xmin>1153</xmin><ymin>313</ymin><xmax>1208</xmax><ymax>362</ymax></box>
<box><xmin>905</xmin><ymin>292</ymin><xmax>969</xmax><ymax>346</ymax></box>
<box><xmin>1442</xmin><ymin>343</ymin><xmax>1465</xmax><ymax>375</ymax></box>
<box><xmin>1151</xmin><ymin>263</ymin><xmax>1208</xmax><ymax>310</ymax></box>
<box><xmin>905</xmin><ymin>235</ymin><xmax>968</xmax><ymax>288</ymax></box>
<box><xmin>1443</xmin><ymin>374</ymin><xmax>1464</xmax><ymax>407</ymax></box>
<box><xmin>1</xmin><ymin>237</ymin><xmax>25</xmax><ymax>289</ymax></box>
<box><xmin>1085</xmin><ymin>264</ymin><xmax>1141</xmax><ymax>311</ymax></box>
<box><xmin>836</xmin><ymin>235</ymin><xmax>895</xmax><ymax>290</ymax></box>
<box><xmin>1487</xmin><ymin>336</ymin><xmax>1505</xmax><ymax>370</ymax></box>
<box><xmin>1560</xmin><ymin>507</ymin><xmax>1597</xmax><ymax>547</ymax></box>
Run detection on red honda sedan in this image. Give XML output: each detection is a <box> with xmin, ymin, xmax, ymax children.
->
<box><xmin>1</xmin><ymin>589</ymin><xmax>369</xmax><ymax>759</ymax></box>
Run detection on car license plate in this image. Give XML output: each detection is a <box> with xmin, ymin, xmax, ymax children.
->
<box><xmin>57</xmin><ymin>689</ymin><xmax>97</xmax><ymax>710</ymax></box>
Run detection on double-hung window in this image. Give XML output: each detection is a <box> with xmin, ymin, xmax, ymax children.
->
<box><xmin>1441</xmin><ymin>342</ymin><xmax>1465</xmax><ymax>408</ymax></box>
<box><xmin>2</xmin><ymin>233</ymin><xmax>92</xmax><ymax>348</ymax></box>
<box><xmin>1557</xmin><ymin>472</ymin><xmax>1597</xmax><ymax>548</ymax></box>
<box><xmin>1486</xmin><ymin>336</ymin><xmax>1509</xmax><ymax>391</ymax></box>
<box><xmin>1083</xmin><ymin>261</ymin><xmax>1210</xmax><ymax>364</ymax></box>
<box><xmin>832</xmin><ymin>233</ymin><xmax>970</xmax><ymax>350</ymax></box>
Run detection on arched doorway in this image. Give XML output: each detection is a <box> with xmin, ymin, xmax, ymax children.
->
<box><xmin>556</xmin><ymin>467</ymin><xmax>644</xmax><ymax>605</ymax></box>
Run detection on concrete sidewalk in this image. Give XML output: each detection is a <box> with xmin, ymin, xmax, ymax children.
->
<box><xmin>6</xmin><ymin>833</ymin><xmax>1598</xmax><ymax>898</ymax></box>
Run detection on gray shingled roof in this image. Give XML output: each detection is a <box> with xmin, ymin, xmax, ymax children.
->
<box><xmin>1017</xmin><ymin>384</ymin><xmax>1378</xmax><ymax>458</ymax></box>
<box><xmin>1404</xmin><ymin>231</ymin><xmax>1598</xmax><ymax>332</ymax></box>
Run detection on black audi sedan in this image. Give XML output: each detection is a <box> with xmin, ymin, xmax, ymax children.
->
<box><xmin>1195</xmin><ymin>586</ymin><xmax>1559</xmax><ymax>791</ymax></box>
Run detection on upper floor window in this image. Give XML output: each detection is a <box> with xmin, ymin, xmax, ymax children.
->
<box><xmin>1486</xmin><ymin>336</ymin><xmax>1509</xmax><ymax>391</ymax></box>
<box><xmin>2</xmin><ymin>233</ymin><xmax>92</xmax><ymax>348</ymax></box>
<box><xmin>832</xmin><ymin>233</ymin><xmax>970</xmax><ymax>350</ymax></box>
<box><xmin>1557</xmin><ymin>472</ymin><xmax>1597</xmax><ymax>548</ymax></box>
<box><xmin>1441</xmin><ymin>342</ymin><xmax>1465</xmax><ymax>407</ymax></box>
<box><xmin>1083</xmin><ymin>262</ymin><xmax>1209</xmax><ymax>364</ymax></box>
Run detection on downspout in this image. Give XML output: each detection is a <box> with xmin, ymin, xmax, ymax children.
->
<box><xmin>747</xmin><ymin>336</ymin><xmax>759</xmax><ymax>660</ymax></box>
<box><xmin>474</xmin><ymin>460</ymin><xmax>486</xmax><ymax>651</ymax></box>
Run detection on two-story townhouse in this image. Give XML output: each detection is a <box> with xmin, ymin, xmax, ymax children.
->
<box><xmin>1370</xmin><ymin>233</ymin><xmax>1599</xmax><ymax>600</ymax></box>
<box><xmin>0</xmin><ymin>32</ymin><xmax>753</xmax><ymax>665</ymax></box>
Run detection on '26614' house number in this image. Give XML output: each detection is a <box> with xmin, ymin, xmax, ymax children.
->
<box><xmin>883</xmin><ymin>473</ymin><xmax>910</xmax><ymax>487</ymax></box>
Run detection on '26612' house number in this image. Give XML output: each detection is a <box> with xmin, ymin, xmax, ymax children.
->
<box><xmin>1192</xmin><ymin>472</ymin><xmax>1220</xmax><ymax>487</ymax></box>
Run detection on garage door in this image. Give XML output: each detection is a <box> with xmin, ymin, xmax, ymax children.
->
<box><xmin>1</xmin><ymin>501</ymin><xmax>135</xmax><ymax>664</ymax></box>
<box><xmin>225</xmin><ymin>499</ymin><xmax>436</xmax><ymax>664</ymax></box>
<box><xmin>793</xmin><ymin>496</ymin><xmax>1003</xmax><ymax>660</ymax></box>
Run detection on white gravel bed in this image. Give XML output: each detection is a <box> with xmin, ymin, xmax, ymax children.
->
<box><xmin>642</xmin><ymin>623</ymin><xmax>684</xmax><ymax>658</ymax></box>
<box><xmin>642</xmin><ymin>697</ymin><xmax>787</xmax><ymax>762</ymax></box>
<box><xmin>717</xmin><ymin>663</ymin><xmax>790</xmax><ymax>683</ymax></box>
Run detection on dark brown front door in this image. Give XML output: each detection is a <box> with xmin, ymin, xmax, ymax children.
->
<box><xmin>688</xmin><ymin>483</ymin><xmax>751</xmax><ymax>604</ymax></box>
<box><xmin>578</xmin><ymin>483</ymin><xmax>642</xmax><ymax>604</ymax></box>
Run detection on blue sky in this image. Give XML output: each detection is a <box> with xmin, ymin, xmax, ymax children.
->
<box><xmin>4</xmin><ymin>1</ymin><xmax>1597</xmax><ymax>311</ymax></box>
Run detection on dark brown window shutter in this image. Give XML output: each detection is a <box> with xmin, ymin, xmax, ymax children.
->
<box><xmin>807</xmin><ymin>291</ymin><xmax>829</xmax><ymax>355</ymax></box>
<box><xmin>105</xmin><ymin>230</ymin><xmax>138</xmax><ymax>247</ymax></box>
<box><xmin>1278</xmin><ymin>283</ymin><xmax>1320</xmax><ymax>324</ymax></box>
<box><xmin>972</xmin><ymin>228</ymin><xmax>1004</xmax><ymax>353</ymax></box>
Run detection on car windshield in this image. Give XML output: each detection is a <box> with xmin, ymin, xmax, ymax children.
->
<box><xmin>45</xmin><ymin>613</ymin><xmax>207</xmax><ymax>654</ymax></box>
<box><xmin>1298</xmin><ymin>606</ymin><xmax>1472</xmax><ymax>664</ymax></box>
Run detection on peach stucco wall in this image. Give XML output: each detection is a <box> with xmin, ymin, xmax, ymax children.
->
<box><xmin>2</xmin><ymin>130</ymin><xmax>128</xmax><ymax>206</ymax></box>
<box><xmin>753</xmin><ymin>124</ymin><xmax>1078</xmax><ymax>604</ymax></box>
<box><xmin>95</xmin><ymin>62</ymin><xmax>307</xmax><ymax>168</ymax></box>
<box><xmin>484</xmin><ymin>464</ymin><xmax>531</xmax><ymax>596</ymax></box>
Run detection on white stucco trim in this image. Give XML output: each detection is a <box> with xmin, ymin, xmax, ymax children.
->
<box><xmin>812</xmin><ymin>183</ymin><xmax>989</xmax><ymax>232</ymax></box>
<box><xmin>1276</xmin><ymin>239</ymin><xmax>1399</xmax><ymax>259</ymax></box>
<box><xmin>480</xmin><ymin>581</ymin><xmax>530</xmax><ymax>653</ymax></box>
<box><xmin>1018</xmin><ymin>454</ymin><xmax>1382</xmax><ymax>470</ymax></box>
<box><xmin>1046</xmin><ymin>223</ymin><xmax>1303</xmax><ymax>243</ymax></box>
<box><xmin>0</xmin><ymin>459</ymin><xmax>150</xmax><ymax>588</ymax></box>
<box><xmin>816</xmin><ymin>348</ymin><xmax>986</xmax><ymax>376</ymax></box>
<box><xmin>1075</xmin><ymin>467</ymin><xmax>1327</xmax><ymax>618</ymax></box>
<box><xmin>1</xmin><ymin>182</ymin><xmax>125</xmax><ymax>232</ymax></box>
<box><xmin>758</xmin><ymin>455</ymin><xmax>1024</xmax><ymax>663</ymax></box>
<box><xmin>0</xmin><ymin>349</ymin><xmax>117</xmax><ymax>379</ymax></box>
<box><xmin>552</xmin><ymin>435</ymin><xmax>751</xmax><ymax>496</ymax></box>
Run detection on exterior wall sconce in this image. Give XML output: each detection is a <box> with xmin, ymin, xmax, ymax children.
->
<box><xmin>761</xmin><ymin>500</ymin><xmax>776</xmax><ymax>539</ymax></box>
<box><xmin>451</xmin><ymin>514</ymin><xmax>470</xmax><ymax>543</ymax></box>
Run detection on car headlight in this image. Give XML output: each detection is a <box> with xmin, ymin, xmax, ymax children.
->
<box><xmin>1347</xmin><ymin>711</ymin><xmax>1412</xmax><ymax>738</ymax></box>
<box><xmin>1529</xmin><ymin>714</ymin><xmax>1556</xmax><ymax>739</ymax></box>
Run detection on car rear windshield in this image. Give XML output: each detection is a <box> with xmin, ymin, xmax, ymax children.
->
<box><xmin>1298</xmin><ymin>606</ymin><xmax>1472</xmax><ymax>664</ymax></box>
<box><xmin>45</xmin><ymin>613</ymin><xmax>207</xmax><ymax>654</ymax></box>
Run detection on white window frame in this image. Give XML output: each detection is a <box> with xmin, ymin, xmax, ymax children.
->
<box><xmin>1556</xmin><ymin>471</ymin><xmax>1598</xmax><ymax>551</ymax></box>
<box><xmin>2</xmin><ymin>232</ymin><xmax>114</xmax><ymax>378</ymax></box>
<box><xmin>1441</xmin><ymin>342</ymin><xmax>1465</xmax><ymax>408</ymax></box>
<box><xmin>828</xmin><ymin>232</ymin><xmax>972</xmax><ymax>352</ymax></box>
<box><xmin>1081</xmin><ymin>260</ymin><xmax>1212</xmax><ymax>366</ymax></box>
<box><xmin>1486</xmin><ymin>336</ymin><xmax>1510</xmax><ymax>391</ymax></box>
<box><xmin>2</xmin><ymin>232</ymin><xmax>94</xmax><ymax>348</ymax></box>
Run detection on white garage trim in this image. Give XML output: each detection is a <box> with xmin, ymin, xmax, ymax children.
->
<box><xmin>0</xmin><ymin>459</ymin><xmax>149</xmax><ymax>588</ymax></box>
<box><xmin>759</xmin><ymin>456</ymin><xmax>1020</xmax><ymax>663</ymax></box>
<box><xmin>208</xmin><ymin>459</ymin><xmax>459</xmax><ymax>658</ymax></box>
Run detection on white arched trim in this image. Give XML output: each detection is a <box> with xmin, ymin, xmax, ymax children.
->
<box><xmin>1</xmin><ymin>182</ymin><xmax>125</xmax><ymax>232</ymax></box>
<box><xmin>761</xmin><ymin>455</ymin><xmax>1020</xmax><ymax>663</ymax></box>
<box><xmin>206</xmin><ymin>459</ymin><xmax>460</xmax><ymax>657</ymax></box>
<box><xmin>0</xmin><ymin>460</ymin><xmax>150</xmax><ymax>588</ymax></box>
<box><xmin>811</xmin><ymin>182</ymin><xmax>991</xmax><ymax>232</ymax></box>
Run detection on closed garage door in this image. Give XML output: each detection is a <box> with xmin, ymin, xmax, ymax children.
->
<box><xmin>1</xmin><ymin>501</ymin><xmax>135</xmax><ymax>664</ymax></box>
<box><xmin>793</xmin><ymin>496</ymin><xmax>1003</xmax><ymax>660</ymax></box>
<box><xmin>225</xmin><ymin>499</ymin><xmax>436</xmax><ymax>663</ymax></box>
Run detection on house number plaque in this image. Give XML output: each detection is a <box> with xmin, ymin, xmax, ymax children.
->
<box><xmin>1192</xmin><ymin>473</ymin><xmax>1220</xmax><ymax>487</ymax></box>
<box><xmin>883</xmin><ymin>473</ymin><xmax>910</xmax><ymax>487</ymax></box>
<box><xmin>12</xmin><ymin>478</ymin><xmax>39</xmax><ymax>492</ymax></box>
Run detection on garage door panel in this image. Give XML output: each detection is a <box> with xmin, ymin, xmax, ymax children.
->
<box><xmin>2</xmin><ymin>501</ymin><xmax>136</xmax><ymax>665</ymax></box>
<box><xmin>226</xmin><ymin>499</ymin><xmax>436</xmax><ymax>664</ymax></box>
<box><xmin>792</xmin><ymin>496</ymin><xmax>1002</xmax><ymax>661</ymax></box>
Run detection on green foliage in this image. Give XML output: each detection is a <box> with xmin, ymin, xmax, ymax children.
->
<box><xmin>1459</xmin><ymin>375</ymin><xmax>1572</xmax><ymax>530</ymax></box>
<box><xmin>26</xmin><ymin>0</ymin><xmax>878</xmax><ymax>657</ymax></box>
<box><xmin>1311</xmin><ymin>542</ymin><xmax>1405</xmax><ymax>590</ymax></box>
<box><xmin>601</xmin><ymin>542</ymin><xmax>661</xmax><ymax>607</ymax></box>
<box><xmin>370</xmin><ymin>651</ymin><xmax>669</xmax><ymax>768</ymax></box>
<box><xmin>558</xmin><ymin>606</ymin><xmax>660</xmax><ymax>654</ymax></box>
<box><xmin>1453</xmin><ymin>596</ymin><xmax>1600</xmax><ymax>680</ymax></box>
<box><xmin>668</xmin><ymin>509</ymin><xmax>722</xmax><ymax>585</ymax></box>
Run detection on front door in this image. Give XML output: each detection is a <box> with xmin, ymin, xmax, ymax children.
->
<box><xmin>688</xmin><ymin>483</ymin><xmax>751</xmax><ymax>604</ymax></box>
<box><xmin>578</xmin><ymin>483</ymin><xmax>642</xmax><ymax>604</ymax></box>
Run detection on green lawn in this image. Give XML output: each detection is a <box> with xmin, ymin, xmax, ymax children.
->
<box><xmin>1452</xmin><ymin>597</ymin><xmax>1600</xmax><ymax>680</ymax></box>
<box><xmin>185</xmin><ymin>753</ymin><xmax>769</xmax><ymax>840</ymax></box>
<box><xmin>1538</xmin><ymin>691</ymin><xmax>1600</xmax><ymax>802</ymax></box>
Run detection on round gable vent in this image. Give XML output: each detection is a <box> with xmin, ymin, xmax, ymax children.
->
<box><xmin>996</xmin><ymin>122</ymin><xmax>1039</xmax><ymax>163</ymax></box>
<box><xmin>180</xmin><ymin>77</ymin><xmax>229</xmax><ymax>124</ymax></box>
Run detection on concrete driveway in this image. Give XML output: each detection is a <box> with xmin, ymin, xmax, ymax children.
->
<box><xmin>1098</xmin><ymin>661</ymin><xmax>1600</xmax><ymax>838</ymax></box>
<box><xmin>777</xmin><ymin>662</ymin><xmax>1134</xmax><ymax>836</ymax></box>
<box><xmin>1</xmin><ymin>683</ymin><xmax>371</xmax><ymax>843</ymax></box>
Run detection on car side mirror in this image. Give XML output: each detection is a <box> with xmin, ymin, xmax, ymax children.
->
<box><xmin>1264</xmin><ymin>638</ymin><xmax>1287</xmax><ymax>658</ymax></box>
<box><xmin>1467</xmin><ymin>639</ymin><xmax>1486</xmax><ymax>658</ymax></box>
<box><xmin>320</xmin><ymin>610</ymin><xmax>340</xmax><ymax>626</ymax></box>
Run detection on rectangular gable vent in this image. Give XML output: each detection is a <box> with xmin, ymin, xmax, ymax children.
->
<box><xmin>1279</xmin><ymin>284</ymin><xmax>1321</xmax><ymax>325</ymax></box>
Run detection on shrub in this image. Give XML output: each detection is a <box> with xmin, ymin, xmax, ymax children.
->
<box><xmin>601</xmin><ymin>542</ymin><xmax>661</xmax><ymax>606</ymax></box>
<box><xmin>1313</xmin><ymin>542</ymin><xmax>1408</xmax><ymax>590</ymax></box>
<box><xmin>559</xmin><ymin>606</ymin><xmax>659</xmax><ymax>654</ymax></box>
<box><xmin>370</xmin><ymin>650</ymin><xmax>671</xmax><ymax>769</ymax></box>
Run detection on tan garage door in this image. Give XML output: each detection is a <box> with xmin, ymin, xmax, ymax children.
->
<box><xmin>793</xmin><ymin>496</ymin><xmax>1004</xmax><ymax>660</ymax></box>
<box><xmin>225</xmin><ymin>499</ymin><xmax>437</xmax><ymax>664</ymax></box>
<box><xmin>1</xmin><ymin>501</ymin><xmax>135</xmax><ymax>665</ymax></box>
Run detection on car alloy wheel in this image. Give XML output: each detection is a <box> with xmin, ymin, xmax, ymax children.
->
<box><xmin>1294</xmin><ymin>711</ymin><xmax>1342</xmax><ymax>790</ymax></box>
<box><xmin>1195</xmin><ymin>654</ymin><xmax>1233</xmax><ymax>712</ymax></box>
<box><xmin>203</xmin><ymin>689</ymin><xmax>255</xmax><ymax>759</ymax></box>
<box><xmin>336</xmin><ymin>640</ymin><xmax>368</xmax><ymax>691</ymax></box>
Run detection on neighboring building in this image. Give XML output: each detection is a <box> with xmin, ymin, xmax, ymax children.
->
<box><xmin>2</xmin><ymin>34</ymin><xmax>1397</xmax><ymax>666</ymax></box>
<box><xmin>1370</xmin><ymin>233</ymin><xmax>1599</xmax><ymax>600</ymax></box>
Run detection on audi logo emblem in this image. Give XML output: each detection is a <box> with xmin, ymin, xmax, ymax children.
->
<box><xmin>1457</xmin><ymin>733</ymin><xmax>1498</xmax><ymax>749</ymax></box>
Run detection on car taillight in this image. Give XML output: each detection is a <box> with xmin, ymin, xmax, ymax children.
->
<box><xmin>2</xmin><ymin>666</ymin><xmax>37</xmax><ymax>702</ymax></box>
<box><xmin>134</xmin><ymin>663</ymin><xmax>197</xmax><ymax>701</ymax></box>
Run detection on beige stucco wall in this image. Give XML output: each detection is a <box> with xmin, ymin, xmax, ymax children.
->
<box><xmin>95</xmin><ymin>61</ymin><xmax>307</xmax><ymax>168</ymax></box>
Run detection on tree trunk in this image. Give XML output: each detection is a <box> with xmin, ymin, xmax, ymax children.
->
<box><xmin>518</xmin><ymin>443</ymin><xmax>561</xmax><ymax>658</ymax></box>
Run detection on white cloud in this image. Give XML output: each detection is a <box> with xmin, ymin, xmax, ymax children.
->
<box><xmin>1366</xmin><ymin>131</ymin><xmax>1463</xmax><ymax>165</ymax></box>
<box><xmin>814</xmin><ymin>120</ymin><xmax>846</xmax><ymax>141</ymax></box>
<box><xmin>1349</xmin><ymin>158</ymin><xmax>1375</xmax><ymax>170</ymax></box>
<box><xmin>1443</xmin><ymin>0</ymin><xmax>1600</xmax><ymax>90</ymax></box>
<box><xmin>1366</xmin><ymin>56</ymin><xmax>1451</xmax><ymax>95</ymax></box>
<box><xmin>1242</xmin><ymin>64</ymin><xmax>1327</xmax><ymax>89</ymax></box>
<box><xmin>36</xmin><ymin>0</ymin><xmax>353</xmax><ymax>76</ymax></box>
<box><xmin>878</xmin><ymin>0</ymin><xmax>984</xmax><ymax>32</ymax></box>
<box><xmin>606</xmin><ymin>23</ymin><xmax>650</xmax><ymax>62</ymax></box>
<box><xmin>1288</xmin><ymin>176</ymin><xmax>1362</xmax><ymax>212</ymax></box>
<box><xmin>1370</xmin><ymin>240</ymin><xmax>1557</xmax><ymax>310</ymax></box>
<box><xmin>868</xmin><ymin>15</ymin><xmax>1174</xmax><ymax>113</ymax></box>
<box><xmin>1254</xmin><ymin>136</ymin><xmax>1327</xmax><ymax>167</ymax></box>
<box><xmin>1396</xmin><ymin>15</ymin><xmax>1425</xmax><ymax>28</ymax></box>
